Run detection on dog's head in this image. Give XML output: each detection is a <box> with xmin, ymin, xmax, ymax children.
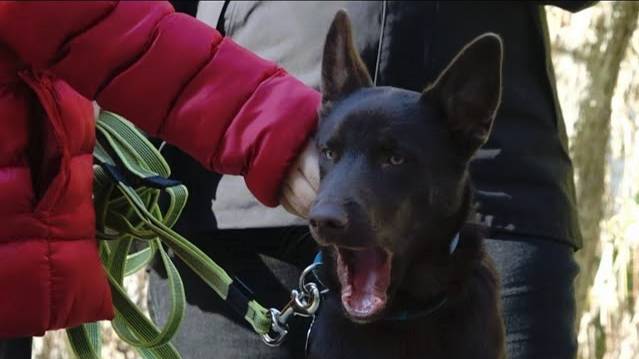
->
<box><xmin>309</xmin><ymin>10</ymin><xmax>503</xmax><ymax>323</ymax></box>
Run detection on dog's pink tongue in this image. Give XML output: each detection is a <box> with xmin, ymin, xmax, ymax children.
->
<box><xmin>340</xmin><ymin>247</ymin><xmax>391</xmax><ymax>318</ymax></box>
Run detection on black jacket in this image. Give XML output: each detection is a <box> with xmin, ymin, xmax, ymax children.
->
<box><xmin>167</xmin><ymin>0</ymin><xmax>595</xmax><ymax>249</ymax></box>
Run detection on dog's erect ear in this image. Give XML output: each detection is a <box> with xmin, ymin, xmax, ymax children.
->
<box><xmin>423</xmin><ymin>33</ymin><xmax>503</xmax><ymax>158</ymax></box>
<box><xmin>321</xmin><ymin>9</ymin><xmax>372</xmax><ymax>108</ymax></box>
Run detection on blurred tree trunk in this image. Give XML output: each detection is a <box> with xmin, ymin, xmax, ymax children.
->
<box><xmin>572</xmin><ymin>1</ymin><xmax>639</xmax><ymax>322</ymax></box>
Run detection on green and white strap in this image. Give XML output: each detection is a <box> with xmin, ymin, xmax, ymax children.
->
<box><xmin>66</xmin><ymin>111</ymin><xmax>272</xmax><ymax>359</ymax></box>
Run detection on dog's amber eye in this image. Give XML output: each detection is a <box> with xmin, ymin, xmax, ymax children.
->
<box><xmin>389</xmin><ymin>154</ymin><xmax>405</xmax><ymax>166</ymax></box>
<box><xmin>322</xmin><ymin>148</ymin><xmax>337</xmax><ymax>161</ymax></box>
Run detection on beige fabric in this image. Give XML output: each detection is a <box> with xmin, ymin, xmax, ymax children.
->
<box><xmin>198</xmin><ymin>2</ymin><xmax>384</xmax><ymax>229</ymax></box>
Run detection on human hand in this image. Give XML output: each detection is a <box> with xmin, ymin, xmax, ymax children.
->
<box><xmin>280</xmin><ymin>139</ymin><xmax>320</xmax><ymax>218</ymax></box>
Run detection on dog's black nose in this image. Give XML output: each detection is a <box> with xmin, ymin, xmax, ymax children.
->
<box><xmin>309</xmin><ymin>203</ymin><xmax>348</xmax><ymax>236</ymax></box>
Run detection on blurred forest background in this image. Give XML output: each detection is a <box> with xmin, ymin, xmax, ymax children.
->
<box><xmin>31</xmin><ymin>2</ymin><xmax>639</xmax><ymax>358</ymax></box>
<box><xmin>548</xmin><ymin>1</ymin><xmax>639</xmax><ymax>358</ymax></box>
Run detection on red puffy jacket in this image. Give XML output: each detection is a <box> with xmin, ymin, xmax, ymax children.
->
<box><xmin>0</xmin><ymin>1</ymin><xmax>320</xmax><ymax>337</ymax></box>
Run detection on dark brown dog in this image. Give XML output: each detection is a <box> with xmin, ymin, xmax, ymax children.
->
<box><xmin>306</xmin><ymin>10</ymin><xmax>506</xmax><ymax>359</ymax></box>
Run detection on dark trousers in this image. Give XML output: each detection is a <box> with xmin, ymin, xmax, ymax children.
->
<box><xmin>0</xmin><ymin>228</ymin><xmax>578</xmax><ymax>359</ymax></box>
<box><xmin>147</xmin><ymin>227</ymin><xmax>579</xmax><ymax>359</ymax></box>
<box><xmin>0</xmin><ymin>337</ymin><xmax>31</xmax><ymax>359</ymax></box>
<box><xmin>484</xmin><ymin>235</ymin><xmax>579</xmax><ymax>359</ymax></box>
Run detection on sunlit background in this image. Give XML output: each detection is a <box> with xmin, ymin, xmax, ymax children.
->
<box><xmin>548</xmin><ymin>2</ymin><xmax>639</xmax><ymax>358</ymax></box>
<box><xmin>31</xmin><ymin>2</ymin><xmax>639</xmax><ymax>358</ymax></box>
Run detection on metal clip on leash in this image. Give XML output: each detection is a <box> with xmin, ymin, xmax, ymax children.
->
<box><xmin>261</xmin><ymin>262</ymin><xmax>325</xmax><ymax>346</ymax></box>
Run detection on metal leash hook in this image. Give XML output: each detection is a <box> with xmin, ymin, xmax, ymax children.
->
<box><xmin>261</xmin><ymin>308</ymin><xmax>289</xmax><ymax>347</ymax></box>
<box><xmin>261</xmin><ymin>263</ymin><xmax>324</xmax><ymax>347</ymax></box>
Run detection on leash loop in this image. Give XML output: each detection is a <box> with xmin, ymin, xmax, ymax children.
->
<box><xmin>294</xmin><ymin>262</ymin><xmax>324</xmax><ymax>317</ymax></box>
<box><xmin>298</xmin><ymin>262</ymin><xmax>326</xmax><ymax>295</ymax></box>
<box><xmin>292</xmin><ymin>283</ymin><xmax>321</xmax><ymax>317</ymax></box>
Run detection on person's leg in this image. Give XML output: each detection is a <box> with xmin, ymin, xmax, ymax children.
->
<box><xmin>148</xmin><ymin>226</ymin><xmax>316</xmax><ymax>359</ymax></box>
<box><xmin>0</xmin><ymin>337</ymin><xmax>32</xmax><ymax>359</ymax></box>
<box><xmin>484</xmin><ymin>235</ymin><xmax>579</xmax><ymax>359</ymax></box>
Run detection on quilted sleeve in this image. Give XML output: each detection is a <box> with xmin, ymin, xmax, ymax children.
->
<box><xmin>0</xmin><ymin>1</ymin><xmax>320</xmax><ymax>206</ymax></box>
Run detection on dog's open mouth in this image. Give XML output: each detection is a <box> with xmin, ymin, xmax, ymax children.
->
<box><xmin>335</xmin><ymin>246</ymin><xmax>392</xmax><ymax>321</ymax></box>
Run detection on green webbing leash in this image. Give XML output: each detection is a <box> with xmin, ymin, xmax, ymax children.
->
<box><xmin>66</xmin><ymin>111</ymin><xmax>277</xmax><ymax>359</ymax></box>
